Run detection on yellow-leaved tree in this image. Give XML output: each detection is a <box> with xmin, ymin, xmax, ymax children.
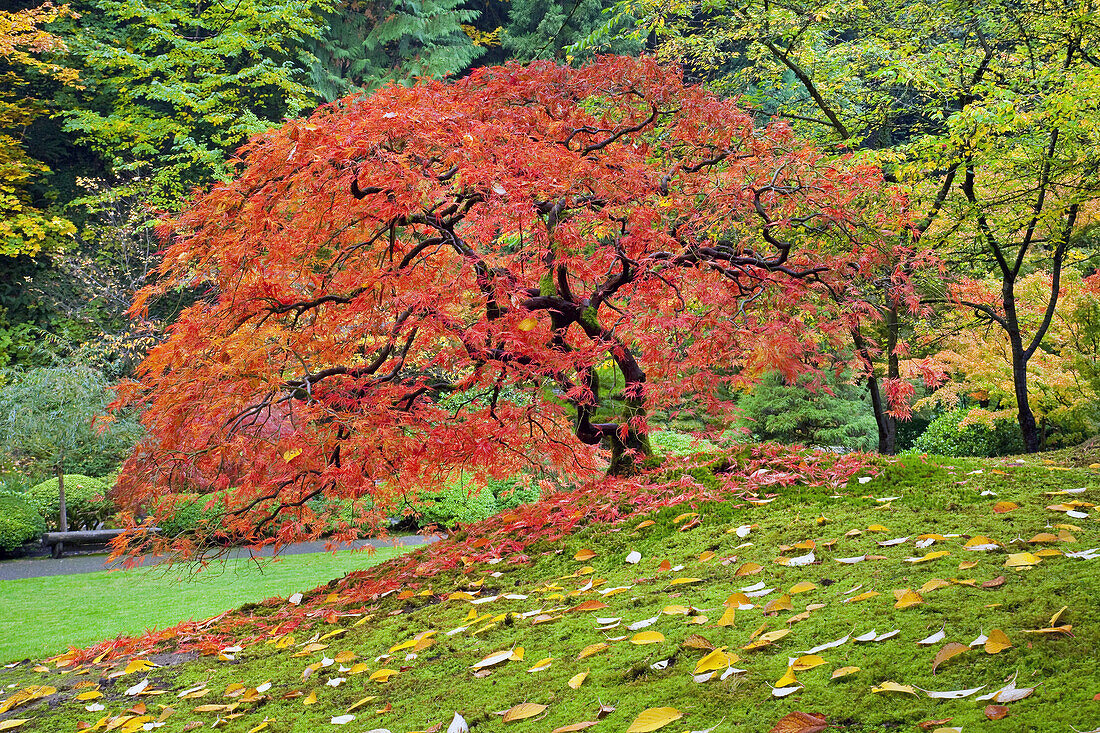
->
<box><xmin>916</xmin><ymin>270</ymin><xmax>1100</xmax><ymax>448</ymax></box>
<box><xmin>0</xmin><ymin>2</ymin><xmax>78</xmax><ymax>256</ymax></box>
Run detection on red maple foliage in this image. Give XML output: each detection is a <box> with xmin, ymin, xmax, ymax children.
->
<box><xmin>58</xmin><ymin>445</ymin><xmax>871</xmax><ymax>667</ymax></box>
<box><xmin>110</xmin><ymin>56</ymin><xmax>904</xmax><ymax>558</ymax></box>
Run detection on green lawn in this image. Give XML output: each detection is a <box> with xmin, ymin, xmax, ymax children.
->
<box><xmin>0</xmin><ymin>546</ymin><xmax>409</xmax><ymax>662</ymax></box>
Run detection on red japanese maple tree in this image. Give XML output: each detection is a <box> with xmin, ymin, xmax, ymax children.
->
<box><xmin>113</xmin><ymin>56</ymin><xmax>904</xmax><ymax>556</ymax></box>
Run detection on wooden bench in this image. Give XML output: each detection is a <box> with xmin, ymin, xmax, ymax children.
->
<box><xmin>43</xmin><ymin>529</ymin><xmax>159</xmax><ymax>558</ymax></box>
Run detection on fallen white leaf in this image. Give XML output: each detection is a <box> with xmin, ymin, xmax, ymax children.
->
<box><xmin>125</xmin><ymin>678</ymin><xmax>150</xmax><ymax>696</ymax></box>
<box><xmin>798</xmin><ymin>635</ymin><xmax>850</xmax><ymax>655</ymax></box>
<box><xmin>447</xmin><ymin>713</ymin><xmax>468</xmax><ymax>733</ymax></box>
<box><xmin>916</xmin><ymin>626</ymin><xmax>946</xmax><ymax>645</ymax></box>
<box><xmin>919</xmin><ymin>686</ymin><xmax>985</xmax><ymax>699</ymax></box>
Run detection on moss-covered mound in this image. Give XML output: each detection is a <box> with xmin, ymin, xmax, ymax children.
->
<box><xmin>2</xmin><ymin>450</ymin><xmax>1099</xmax><ymax>733</ymax></box>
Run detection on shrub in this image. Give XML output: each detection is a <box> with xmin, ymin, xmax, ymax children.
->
<box><xmin>0</xmin><ymin>490</ymin><xmax>46</xmax><ymax>554</ymax></box>
<box><xmin>908</xmin><ymin>408</ymin><xmax>1025</xmax><ymax>457</ymax></box>
<box><xmin>157</xmin><ymin>493</ymin><xmax>226</xmax><ymax>539</ymax></box>
<box><xmin>412</xmin><ymin>474</ymin><xmax>546</xmax><ymax>528</ymax></box>
<box><xmin>26</xmin><ymin>474</ymin><xmax>115</xmax><ymax>530</ymax></box>
<box><xmin>487</xmin><ymin>476</ymin><xmax>541</xmax><ymax>511</ymax></box>
<box><xmin>416</xmin><ymin>480</ymin><xmax>500</xmax><ymax>528</ymax></box>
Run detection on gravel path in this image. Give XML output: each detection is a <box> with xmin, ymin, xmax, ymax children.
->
<box><xmin>0</xmin><ymin>534</ymin><xmax>439</xmax><ymax>581</ymax></box>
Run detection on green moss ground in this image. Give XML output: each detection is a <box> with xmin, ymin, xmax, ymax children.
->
<box><xmin>2</xmin><ymin>452</ymin><xmax>1099</xmax><ymax>733</ymax></box>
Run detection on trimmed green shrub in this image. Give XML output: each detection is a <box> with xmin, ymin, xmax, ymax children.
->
<box><xmin>157</xmin><ymin>493</ymin><xmax>226</xmax><ymax>539</ymax></box>
<box><xmin>26</xmin><ymin>474</ymin><xmax>115</xmax><ymax>530</ymax></box>
<box><xmin>0</xmin><ymin>490</ymin><xmax>46</xmax><ymax>554</ymax></box>
<box><xmin>414</xmin><ymin>475</ymin><xmax>544</xmax><ymax>528</ymax></box>
<box><xmin>908</xmin><ymin>408</ymin><xmax>1025</xmax><ymax>457</ymax></box>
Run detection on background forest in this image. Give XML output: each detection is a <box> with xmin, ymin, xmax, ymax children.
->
<box><xmin>3</xmin><ymin>0</ymin><xmax>1100</xmax><ymax>549</ymax></box>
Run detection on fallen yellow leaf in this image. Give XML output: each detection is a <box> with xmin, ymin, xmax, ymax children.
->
<box><xmin>667</xmin><ymin>577</ymin><xmax>703</xmax><ymax>586</ymax></box>
<box><xmin>577</xmin><ymin>643</ymin><xmax>608</xmax><ymax>660</ymax></box>
<box><xmin>693</xmin><ymin>647</ymin><xmax>730</xmax><ymax>675</ymax></box>
<box><xmin>552</xmin><ymin>722</ymin><xmax>598</xmax><ymax>733</ymax></box>
<box><xmin>714</xmin><ymin>606</ymin><xmax>736</xmax><ymax>627</ymax></box>
<box><xmin>346</xmin><ymin>696</ymin><xmax>377</xmax><ymax>712</ymax></box>
<box><xmin>919</xmin><ymin>579</ymin><xmax>950</xmax><ymax>593</ymax></box>
<box><xmin>932</xmin><ymin>642</ymin><xmax>968</xmax><ymax>674</ymax></box>
<box><xmin>1005</xmin><ymin>552</ymin><xmax>1042</xmax><ymax>568</ymax></box>
<box><xmin>984</xmin><ymin>629</ymin><xmax>1012</xmax><ymax>654</ymax></box>
<box><xmin>630</xmin><ymin>632</ymin><xmax>664</xmax><ymax>645</ymax></box>
<box><xmin>894</xmin><ymin>590</ymin><xmax>924</xmax><ymax>609</ymax></box>
<box><xmin>764</xmin><ymin>594</ymin><xmax>793</xmax><ymax>613</ymax></box>
<box><xmin>907</xmin><ymin>550</ymin><xmax>950</xmax><ymax>564</ymax></box>
<box><xmin>871</xmin><ymin>681</ymin><xmax>918</xmax><ymax>695</ymax></box>
<box><xmin>775</xmin><ymin>666</ymin><xmax>798</xmax><ymax>687</ymax></box>
<box><xmin>568</xmin><ymin>672</ymin><xmax>588</xmax><ymax>689</ymax></box>
<box><xmin>844</xmin><ymin>591</ymin><xmax>879</xmax><ymax>603</ymax></box>
<box><xmin>759</xmin><ymin>629</ymin><xmax>790</xmax><ymax>643</ymax></box>
<box><xmin>792</xmin><ymin>655</ymin><xmax>826</xmax><ymax>672</ymax></box>
<box><xmin>626</xmin><ymin>707</ymin><xmax>682</xmax><ymax>733</ymax></box>
<box><xmin>503</xmin><ymin>703</ymin><xmax>548</xmax><ymax>722</ymax></box>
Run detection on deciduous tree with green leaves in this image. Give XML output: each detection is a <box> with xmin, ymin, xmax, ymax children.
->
<box><xmin>58</xmin><ymin>0</ymin><xmax>332</xmax><ymax>205</ymax></box>
<box><xmin>607</xmin><ymin>0</ymin><xmax>1100</xmax><ymax>452</ymax></box>
<box><xmin>0</xmin><ymin>364</ymin><xmax>143</xmax><ymax>533</ymax></box>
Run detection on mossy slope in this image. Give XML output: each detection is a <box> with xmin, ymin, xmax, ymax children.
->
<box><xmin>2</xmin><ymin>452</ymin><xmax>1100</xmax><ymax>733</ymax></box>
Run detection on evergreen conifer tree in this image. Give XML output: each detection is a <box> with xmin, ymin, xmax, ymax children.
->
<box><xmin>309</xmin><ymin>0</ymin><xmax>483</xmax><ymax>100</ymax></box>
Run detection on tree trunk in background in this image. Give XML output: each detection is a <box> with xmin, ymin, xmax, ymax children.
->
<box><xmin>55</xmin><ymin>458</ymin><xmax>68</xmax><ymax>557</ymax></box>
<box><xmin>56</xmin><ymin>461</ymin><xmax>68</xmax><ymax>533</ymax></box>
<box><xmin>1010</xmin><ymin>337</ymin><xmax>1041</xmax><ymax>453</ymax></box>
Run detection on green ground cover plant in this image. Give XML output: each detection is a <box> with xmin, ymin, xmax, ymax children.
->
<box><xmin>0</xmin><ymin>448</ymin><xmax>1098</xmax><ymax>732</ymax></box>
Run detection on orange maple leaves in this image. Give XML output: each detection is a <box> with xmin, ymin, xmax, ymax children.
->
<box><xmin>112</xmin><ymin>56</ymin><xmax>902</xmax><ymax>560</ymax></box>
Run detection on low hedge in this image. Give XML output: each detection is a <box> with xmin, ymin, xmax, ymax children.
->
<box><xmin>0</xmin><ymin>490</ymin><xmax>46</xmax><ymax>554</ymax></box>
<box><xmin>157</xmin><ymin>492</ymin><xmax>227</xmax><ymax>539</ymax></box>
<box><xmin>909</xmin><ymin>408</ymin><xmax>1025</xmax><ymax>457</ymax></box>
<box><xmin>26</xmin><ymin>474</ymin><xmax>116</xmax><ymax>530</ymax></box>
